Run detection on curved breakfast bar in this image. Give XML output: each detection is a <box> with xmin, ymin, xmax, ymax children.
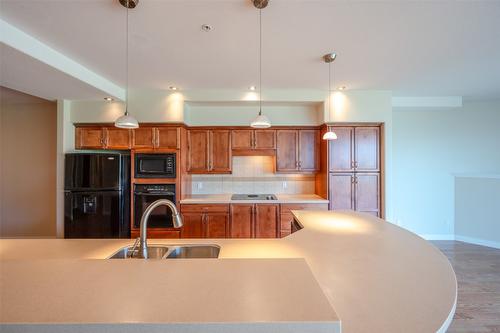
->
<box><xmin>0</xmin><ymin>211</ymin><xmax>457</xmax><ymax>333</ymax></box>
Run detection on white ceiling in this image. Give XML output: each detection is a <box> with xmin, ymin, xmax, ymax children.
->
<box><xmin>1</xmin><ymin>0</ymin><xmax>499</xmax><ymax>101</ymax></box>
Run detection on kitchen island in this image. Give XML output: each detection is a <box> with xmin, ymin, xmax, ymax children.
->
<box><xmin>0</xmin><ymin>211</ymin><xmax>457</xmax><ymax>333</ymax></box>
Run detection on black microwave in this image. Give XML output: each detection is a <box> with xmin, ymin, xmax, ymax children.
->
<box><xmin>135</xmin><ymin>153</ymin><xmax>176</xmax><ymax>178</ymax></box>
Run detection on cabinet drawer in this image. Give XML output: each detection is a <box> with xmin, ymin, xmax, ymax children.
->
<box><xmin>280</xmin><ymin>203</ymin><xmax>328</xmax><ymax>214</ymax></box>
<box><xmin>181</xmin><ymin>204</ymin><xmax>230</xmax><ymax>213</ymax></box>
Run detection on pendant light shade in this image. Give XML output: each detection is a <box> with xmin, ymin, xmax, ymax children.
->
<box><xmin>115</xmin><ymin>110</ymin><xmax>139</xmax><ymax>129</ymax></box>
<box><xmin>115</xmin><ymin>0</ymin><xmax>139</xmax><ymax>129</ymax></box>
<box><xmin>322</xmin><ymin>131</ymin><xmax>337</xmax><ymax>140</ymax></box>
<box><xmin>323</xmin><ymin>52</ymin><xmax>337</xmax><ymax>141</ymax></box>
<box><xmin>250</xmin><ymin>111</ymin><xmax>271</xmax><ymax>128</ymax></box>
<box><xmin>250</xmin><ymin>2</ymin><xmax>271</xmax><ymax>128</ymax></box>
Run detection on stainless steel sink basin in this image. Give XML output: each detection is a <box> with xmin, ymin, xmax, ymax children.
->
<box><xmin>108</xmin><ymin>245</ymin><xmax>169</xmax><ymax>259</ymax></box>
<box><xmin>166</xmin><ymin>245</ymin><xmax>220</xmax><ymax>259</ymax></box>
<box><xmin>107</xmin><ymin>244</ymin><xmax>220</xmax><ymax>259</ymax></box>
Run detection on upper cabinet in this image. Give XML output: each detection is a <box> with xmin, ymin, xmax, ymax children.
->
<box><xmin>276</xmin><ymin>129</ymin><xmax>319</xmax><ymax>173</ymax></box>
<box><xmin>329</xmin><ymin>126</ymin><xmax>379</xmax><ymax>172</ymax></box>
<box><xmin>188</xmin><ymin>129</ymin><xmax>231</xmax><ymax>174</ymax></box>
<box><xmin>76</xmin><ymin>125</ymin><xmax>180</xmax><ymax>150</ymax></box>
<box><xmin>132</xmin><ymin>126</ymin><xmax>180</xmax><ymax>149</ymax></box>
<box><xmin>232</xmin><ymin>129</ymin><xmax>276</xmax><ymax>150</ymax></box>
<box><xmin>76</xmin><ymin>127</ymin><xmax>131</xmax><ymax>150</ymax></box>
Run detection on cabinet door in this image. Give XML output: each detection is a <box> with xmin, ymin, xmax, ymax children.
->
<box><xmin>254</xmin><ymin>130</ymin><xmax>276</xmax><ymax>149</ymax></box>
<box><xmin>276</xmin><ymin>130</ymin><xmax>298</xmax><ymax>172</ymax></box>
<box><xmin>105</xmin><ymin>128</ymin><xmax>131</xmax><ymax>149</ymax></box>
<box><xmin>354</xmin><ymin>127</ymin><xmax>380</xmax><ymax>172</ymax></box>
<box><xmin>205</xmin><ymin>213</ymin><xmax>229</xmax><ymax>238</ymax></box>
<box><xmin>329</xmin><ymin>127</ymin><xmax>354</xmax><ymax>172</ymax></box>
<box><xmin>187</xmin><ymin>130</ymin><xmax>209</xmax><ymax>173</ymax></box>
<box><xmin>355</xmin><ymin>173</ymin><xmax>380</xmax><ymax>216</ymax></box>
<box><xmin>298</xmin><ymin>129</ymin><xmax>319</xmax><ymax>172</ymax></box>
<box><xmin>76</xmin><ymin>127</ymin><xmax>105</xmax><ymax>149</ymax></box>
<box><xmin>255</xmin><ymin>204</ymin><xmax>279</xmax><ymax>238</ymax></box>
<box><xmin>132</xmin><ymin>127</ymin><xmax>155</xmax><ymax>149</ymax></box>
<box><xmin>181</xmin><ymin>213</ymin><xmax>204</xmax><ymax>238</ymax></box>
<box><xmin>280</xmin><ymin>213</ymin><xmax>294</xmax><ymax>235</ymax></box>
<box><xmin>210</xmin><ymin>130</ymin><xmax>231</xmax><ymax>173</ymax></box>
<box><xmin>329</xmin><ymin>173</ymin><xmax>355</xmax><ymax>210</ymax></box>
<box><xmin>230</xmin><ymin>204</ymin><xmax>254</xmax><ymax>238</ymax></box>
<box><xmin>231</xmin><ymin>130</ymin><xmax>254</xmax><ymax>149</ymax></box>
<box><xmin>156</xmin><ymin>127</ymin><xmax>180</xmax><ymax>149</ymax></box>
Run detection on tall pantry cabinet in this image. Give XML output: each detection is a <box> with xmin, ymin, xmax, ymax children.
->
<box><xmin>328</xmin><ymin>126</ymin><xmax>382</xmax><ymax>217</ymax></box>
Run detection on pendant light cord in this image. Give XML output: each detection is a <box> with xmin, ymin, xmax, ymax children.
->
<box><xmin>259</xmin><ymin>8</ymin><xmax>262</xmax><ymax>116</ymax></box>
<box><xmin>125</xmin><ymin>2</ymin><xmax>129</xmax><ymax>116</ymax></box>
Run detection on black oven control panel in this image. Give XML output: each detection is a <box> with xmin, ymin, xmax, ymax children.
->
<box><xmin>134</xmin><ymin>184</ymin><xmax>176</xmax><ymax>195</ymax></box>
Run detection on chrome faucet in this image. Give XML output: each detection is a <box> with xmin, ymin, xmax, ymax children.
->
<box><xmin>138</xmin><ymin>199</ymin><xmax>183</xmax><ymax>259</ymax></box>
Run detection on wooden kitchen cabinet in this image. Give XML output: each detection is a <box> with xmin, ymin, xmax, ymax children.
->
<box><xmin>329</xmin><ymin>174</ymin><xmax>355</xmax><ymax>210</ymax></box>
<box><xmin>329</xmin><ymin>173</ymin><xmax>380</xmax><ymax>217</ymax></box>
<box><xmin>354</xmin><ymin>127</ymin><xmax>380</xmax><ymax>172</ymax></box>
<box><xmin>76</xmin><ymin>127</ymin><xmax>105</xmax><ymax>149</ymax></box>
<box><xmin>180</xmin><ymin>213</ymin><xmax>205</xmax><ymax>238</ymax></box>
<box><xmin>156</xmin><ymin>127</ymin><xmax>180</xmax><ymax>149</ymax></box>
<box><xmin>229</xmin><ymin>204</ymin><xmax>279</xmax><ymax>238</ymax></box>
<box><xmin>106</xmin><ymin>128</ymin><xmax>132</xmax><ymax>149</ymax></box>
<box><xmin>232</xmin><ymin>129</ymin><xmax>276</xmax><ymax>150</ymax></box>
<box><xmin>355</xmin><ymin>173</ymin><xmax>380</xmax><ymax>216</ymax></box>
<box><xmin>230</xmin><ymin>204</ymin><xmax>254</xmax><ymax>238</ymax></box>
<box><xmin>132</xmin><ymin>127</ymin><xmax>155</xmax><ymax>148</ymax></box>
<box><xmin>76</xmin><ymin>127</ymin><xmax>131</xmax><ymax>150</ymax></box>
<box><xmin>188</xmin><ymin>129</ymin><xmax>231</xmax><ymax>174</ymax></box>
<box><xmin>329</xmin><ymin>127</ymin><xmax>354</xmax><ymax>172</ymax></box>
<box><xmin>180</xmin><ymin>204</ymin><xmax>230</xmax><ymax>238</ymax></box>
<box><xmin>210</xmin><ymin>130</ymin><xmax>232</xmax><ymax>172</ymax></box>
<box><xmin>276</xmin><ymin>130</ymin><xmax>299</xmax><ymax>172</ymax></box>
<box><xmin>329</xmin><ymin>126</ymin><xmax>379</xmax><ymax>172</ymax></box>
<box><xmin>132</xmin><ymin>126</ymin><xmax>179</xmax><ymax>149</ymax></box>
<box><xmin>255</xmin><ymin>204</ymin><xmax>279</xmax><ymax>238</ymax></box>
<box><xmin>276</xmin><ymin>129</ymin><xmax>319</xmax><ymax>173</ymax></box>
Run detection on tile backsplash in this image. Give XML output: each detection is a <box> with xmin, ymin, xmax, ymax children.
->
<box><xmin>191</xmin><ymin>156</ymin><xmax>315</xmax><ymax>195</ymax></box>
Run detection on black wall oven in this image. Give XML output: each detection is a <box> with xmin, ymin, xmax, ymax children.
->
<box><xmin>134</xmin><ymin>184</ymin><xmax>176</xmax><ymax>229</ymax></box>
<box><xmin>135</xmin><ymin>153</ymin><xmax>176</xmax><ymax>178</ymax></box>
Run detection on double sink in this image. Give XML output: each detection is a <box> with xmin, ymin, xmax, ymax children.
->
<box><xmin>108</xmin><ymin>244</ymin><xmax>220</xmax><ymax>259</ymax></box>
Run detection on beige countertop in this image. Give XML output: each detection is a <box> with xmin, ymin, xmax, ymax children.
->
<box><xmin>0</xmin><ymin>211</ymin><xmax>457</xmax><ymax>333</ymax></box>
<box><xmin>180</xmin><ymin>193</ymin><xmax>329</xmax><ymax>204</ymax></box>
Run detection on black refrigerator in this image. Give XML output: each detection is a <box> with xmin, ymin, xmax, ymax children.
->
<box><xmin>64</xmin><ymin>152</ymin><xmax>130</xmax><ymax>238</ymax></box>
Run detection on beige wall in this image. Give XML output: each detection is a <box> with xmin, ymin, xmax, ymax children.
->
<box><xmin>0</xmin><ymin>87</ymin><xmax>57</xmax><ymax>237</ymax></box>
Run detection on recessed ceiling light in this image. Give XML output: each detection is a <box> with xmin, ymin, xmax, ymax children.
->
<box><xmin>169</xmin><ymin>86</ymin><xmax>178</xmax><ymax>91</ymax></box>
<box><xmin>201</xmin><ymin>24</ymin><xmax>213</xmax><ymax>32</ymax></box>
<box><xmin>249</xmin><ymin>86</ymin><xmax>257</xmax><ymax>91</ymax></box>
<box><xmin>338</xmin><ymin>86</ymin><xmax>347</xmax><ymax>91</ymax></box>
<box><xmin>104</xmin><ymin>97</ymin><xmax>114</xmax><ymax>101</ymax></box>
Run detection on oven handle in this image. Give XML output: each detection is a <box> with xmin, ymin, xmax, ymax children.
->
<box><xmin>134</xmin><ymin>192</ymin><xmax>176</xmax><ymax>196</ymax></box>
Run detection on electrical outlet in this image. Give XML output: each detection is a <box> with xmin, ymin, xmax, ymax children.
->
<box><xmin>197</xmin><ymin>182</ymin><xmax>203</xmax><ymax>190</ymax></box>
<box><xmin>282</xmin><ymin>181</ymin><xmax>287</xmax><ymax>189</ymax></box>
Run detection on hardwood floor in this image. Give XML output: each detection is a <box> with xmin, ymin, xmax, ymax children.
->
<box><xmin>432</xmin><ymin>241</ymin><xmax>500</xmax><ymax>333</ymax></box>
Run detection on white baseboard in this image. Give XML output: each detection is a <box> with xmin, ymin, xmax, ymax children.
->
<box><xmin>419</xmin><ymin>234</ymin><xmax>455</xmax><ymax>241</ymax></box>
<box><xmin>455</xmin><ymin>235</ymin><xmax>500</xmax><ymax>249</ymax></box>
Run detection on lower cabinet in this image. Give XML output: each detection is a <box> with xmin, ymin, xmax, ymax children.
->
<box><xmin>180</xmin><ymin>205</ymin><xmax>229</xmax><ymax>238</ymax></box>
<box><xmin>230</xmin><ymin>204</ymin><xmax>279</xmax><ymax>238</ymax></box>
<box><xmin>280</xmin><ymin>204</ymin><xmax>329</xmax><ymax>237</ymax></box>
<box><xmin>329</xmin><ymin>173</ymin><xmax>380</xmax><ymax>217</ymax></box>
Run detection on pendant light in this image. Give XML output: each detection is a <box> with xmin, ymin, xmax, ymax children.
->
<box><xmin>250</xmin><ymin>0</ymin><xmax>271</xmax><ymax>129</ymax></box>
<box><xmin>322</xmin><ymin>52</ymin><xmax>337</xmax><ymax>140</ymax></box>
<box><xmin>115</xmin><ymin>0</ymin><xmax>139</xmax><ymax>129</ymax></box>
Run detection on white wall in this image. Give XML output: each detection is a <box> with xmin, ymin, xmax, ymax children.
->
<box><xmin>392</xmin><ymin>100</ymin><xmax>500</xmax><ymax>237</ymax></box>
<box><xmin>455</xmin><ymin>176</ymin><xmax>500</xmax><ymax>248</ymax></box>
